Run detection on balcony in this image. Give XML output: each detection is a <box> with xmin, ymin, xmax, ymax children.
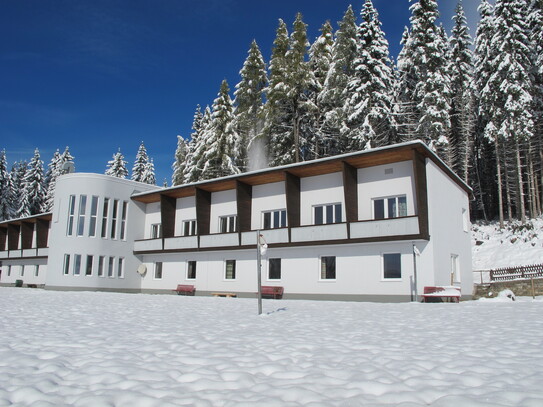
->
<box><xmin>0</xmin><ymin>251</ymin><xmax>7</xmax><ymax>260</ymax></box>
<box><xmin>164</xmin><ymin>236</ymin><xmax>198</xmax><ymax>250</ymax></box>
<box><xmin>241</xmin><ymin>228</ymin><xmax>289</xmax><ymax>246</ymax></box>
<box><xmin>134</xmin><ymin>238</ymin><xmax>163</xmax><ymax>252</ymax></box>
<box><xmin>291</xmin><ymin>223</ymin><xmax>348</xmax><ymax>243</ymax></box>
<box><xmin>350</xmin><ymin>216</ymin><xmax>419</xmax><ymax>239</ymax></box>
<box><xmin>200</xmin><ymin>233</ymin><xmax>239</xmax><ymax>248</ymax></box>
<box><xmin>22</xmin><ymin>249</ymin><xmax>38</xmax><ymax>257</ymax></box>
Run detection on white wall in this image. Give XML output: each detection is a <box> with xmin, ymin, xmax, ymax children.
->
<box><xmin>300</xmin><ymin>172</ymin><xmax>344</xmax><ymax>226</ymax></box>
<box><xmin>251</xmin><ymin>182</ymin><xmax>287</xmax><ymax>230</ymax></box>
<box><xmin>174</xmin><ymin>196</ymin><xmax>197</xmax><ymax>236</ymax></box>
<box><xmin>144</xmin><ymin>202</ymin><xmax>161</xmax><ymax>239</ymax></box>
<box><xmin>0</xmin><ymin>259</ymin><xmax>47</xmax><ymax>286</ymax></box>
<box><xmin>358</xmin><ymin>160</ymin><xmax>417</xmax><ymax>220</ymax></box>
<box><xmin>209</xmin><ymin>189</ymin><xmax>237</xmax><ymax>234</ymax></box>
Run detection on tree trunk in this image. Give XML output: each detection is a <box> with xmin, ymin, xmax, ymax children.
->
<box><xmin>514</xmin><ymin>138</ymin><xmax>526</xmax><ymax>223</ymax></box>
<box><xmin>495</xmin><ymin>138</ymin><xmax>505</xmax><ymax>228</ymax></box>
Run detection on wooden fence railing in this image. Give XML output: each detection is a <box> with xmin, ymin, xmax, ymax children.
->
<box><xmin>474</xmin><ymin>264</ymin><xmax>543</xmax><ymax>283</ymax></box>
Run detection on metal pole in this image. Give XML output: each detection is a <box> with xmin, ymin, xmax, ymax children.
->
<box><xmin>412</xmin><ymin>242</ymin><xmax>418</xmax><ymax>302</ymax></box>
<box><xmin>256</xmin><ymin>230</ymin><xmax>262</xmax><ymax>315</ymax></box>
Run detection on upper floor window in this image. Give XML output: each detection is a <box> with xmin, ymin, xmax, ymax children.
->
<box><xmin>110</xmin><ymin>200</ymin><xmax>119</xmax><ymax>239</ymax></box>
<box><xmin>373</xmin><ymin>196</ymin><xmax>407</xmax><ymax>220</ymax></box>
<box><xmin>314</xmin><ymin>203</ymin><xmax>342</xmax><ymax>225</ymax></box>
<box><xmin>101</xmin><ymin>198</ymin><xmax>109</xmax><ymax>238</ymax></box>
<box><xmin>383</xmin><ymin>253</ymin><xmax>401</xmax><ymax>279</ymax></box>
<box><xmin>89</xmin><ymin>196</ymin><xmax>99</xmax><ymax>237</ymax></box>
<box><xmin>77</xmin><ymin>195</ymin><xmax>87</xmax><ymax>236</ymax></box>
<box><xmin>67</xmin><ymin>195</ymin><xmax>76</xmax><ymax>236</ymax></box>
<box><xmin>263</xmin><ymin>210</ymin><xmax>286</xmax><ymax>230</ymax></box>
<box><xmin>183</xmin><ymin>220</ymin><xmax>197</xmax><ymax>236</ymax></box>
<box><xmin>187</xmin><ymin>261</ymin><xmax>197</xmax><ymax>280</ymax></box>
<box><xmin>219</xmin><ymin>215</ymin><xmax>237</xmax><ymax>233</ymax></box>
<box><xmin>120</xmin><ymin>202</ymin><xmax>128</xmax><ymax>240</ymax></box>
<box><xmin>151</xmin><ymin>223</ymin><xmax>162</xmax><ymax>239</ymax></box>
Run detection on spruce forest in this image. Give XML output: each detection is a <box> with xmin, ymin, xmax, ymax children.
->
<box><xmin>1</xmin><ymin>0</ymin><xmax>542</xmax><ymax>228</ymax></box>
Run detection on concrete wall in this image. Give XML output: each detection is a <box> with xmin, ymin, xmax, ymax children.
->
<box><xmin>300</xmin><ymin>172</ymin><xmax>344</xmax><ymax>225</ymax></box>
<box><xmin>251</xmin><ymin>181</ymin><xmax>287</xmax><ymax>230</ymax></box>
<box><xmin>209</xmin><ymin>189</ymin><xmax>237</xmax><ymax>234</ymax></box>
<box><xmin>175</xmin><ymin>196</ymin><xmax>197</xmax><ymax>236</ymax></box>
<box><xmin>0</xmin><ymin>259</ymin><xmax>47</xmax><ymax>286</ymax></box>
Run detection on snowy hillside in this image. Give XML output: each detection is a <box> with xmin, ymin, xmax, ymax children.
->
<box><xmin>1</xmin><ymin>288</ymin><xmax>542</xmax><ymax>406</ymax></box>
<box><xmin>472</xmin><ymin>217</ymin><xmax>543</xmax><ymax>270</ymax></box>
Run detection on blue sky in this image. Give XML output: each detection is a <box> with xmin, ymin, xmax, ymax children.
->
<box><xmin>1</xmin><ymin>0</ymin><xmax>482</xmax><ymax>184</ymax></box>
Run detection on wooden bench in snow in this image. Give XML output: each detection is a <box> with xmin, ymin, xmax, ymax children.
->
<box><xmin>421</xmin><ymin>286</ymin><xmax>461</xmax><ymax>303</ymax></box>
<box><xmin>173</xmin><ymin>284</ymin><xmax>195</xmax><ymax>295</ymax></box>
<box><xmin>261</xmin><ymin>286</ymin><xmax>284</xmax><ymax>299</ymax></box>
<box><xmin>211</xmin><ymin>292</ymin><xmax>237</xmax><ymax>298</ymax></box>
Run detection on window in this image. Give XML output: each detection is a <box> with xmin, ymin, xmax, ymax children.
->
<box><xmin>451</xmin><ymin>254</ymin><xmax>460</xmax><ymax>284</ymax></box>
<box><xmin>462</xmin><ymin>208</ymin><xmax>469</xmax><ymax>232</ymax></box>
<box><xmin>20</xmin><ymin>265</ymin><xmax>25</xmax><ymax>277</ymax></box>
<box><xmin>314</xmin><ymin>204</ymin><xmax>342</xmax><ymax>225</ymax></box>
<box><xmin>110</xmin><ymin>200</ymin><xmax>119</xmax><ymax>239</ymax></box>
<box><xmin>67</xmin><ymin>195</ymin><xmax>76</xmax><ymax>236</ymax></box>
<box><xmin>373</xmin><ymin>196</ymin><xmax>407</xmax><ymax>219</ymax></box>
<box><xmin>73</xmin><ymin>254</ymin><xmax>81</xmax><ymax>275</ymax></box>
<box><xmin>63</xmin><ymin>254</ymin><xmax>70</xmax><ymax>275</ymax></box>
<box><xmin>108</xmin><ymin>256</ymin><xmax>114</xmax><ymax>278</ymax></box>
<box><xmin>85</xmin><ymin>255</ymin><xmax>93</xmax><ymax>276</ymax></box>
<box><xmin>97</xmin><ymin>256</ymin><xmax>105</xmax><ymax>277</ymax></box>
<box><xmin>77</xmin><ymin>195</ymin><xmax>87</xmax><ymax>236</ymax></box>
<box><xmin>263</xmin><ymin>210</ymin><xmax>287</xmax><ymax>229</ymax></box>
<box><xmin>101</xmin><ymin>198</ymin><xmax>109</xmax><ymax>238</ymax></box>
<box><xmin>7</xmin><ymin>265</ymin><xmax>11</xmax><ymax>277</ymax></box>
<box><xmin>34</xmin><ymin>265</ymin><xmax>39</xmax><ymax>277</ymax></box>
<box><xmin>320</xmin><ymin>256</ymin><xmax>336</xmax><ymax>280</ymax></box>
<box><xmin>383</xmin><ymin>253</ymin><xmax>401</xmax><ymax>279</ymax></box>
<box><xmin>154</xmin><ymin>262</ymin><xmax>163</xmax><ymax>279</ymax></box>
<box><xmin>89</xmin><ymin>196</ymin><xmax>99</xmax><ymax>237</ymax></box>
<box><xmin>120</xmin><ymin>201</ymin><xmax>128</xmax><ymax>240</ymax></box>
<box><xmin>151</xmin><ymin>223</ymin><xmax>162</xmax><ymax>239</ymax></box>
<box><xmin>269</xmin><ymin>258</ymin><xmax>281</xmax><ymax>280</ymax></box>
<box><xmin>183</xmin><ymin>220</ymin><xmax>197</xmax><ymax>236</ymax></box>
<box><xmin>187</xmin><ymin>261</ymin><xmax>197</xmax><ymax>280</ymax></box>
<box><xmin>219</xmin><ymin>215</ymin><xmax>237</xmax><ymax>233</ymax></box>
<box><xmin>117</xmin><ymin>257</ymin><xmax>124</xmax><ymax>278</ymax></box>
<box><xmin>225</xmin><ymin>260</ymin><xmax>236</xmax><ymax>279</ymax></box>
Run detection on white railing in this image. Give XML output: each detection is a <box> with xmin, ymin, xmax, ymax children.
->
<box><xmin>350</xmin><ymin>216</ymin><xmax>419</xmax><ymax>239</ymax></box>
<box><xmin>241</xmin><ymin>228</ymin><xmax>289</xmax><ymax>246</ymax></box>
<box><xmin>200</xmin><ymin>233</ymin><xmax>239</xmax><ymax>248</ymax></box>
<box><xmin>291</xmin><ymin>223</ymin><xmax>348</xmax><ymax>243</ymax></box>
<box><xmin>133</xmin><ymin>238</ymin><xmax>163</xmax><ymax>252</ymax></box>
<box><xmin>164</xmin><ymin>236</ymin><xmax>198</xmax><ymax>250</ymax></box>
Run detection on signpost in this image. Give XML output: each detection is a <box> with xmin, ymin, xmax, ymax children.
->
<box><xmin>256</xmin><ymin>231</ymin><xmax>268</xmax><ymax>315</ymax></box>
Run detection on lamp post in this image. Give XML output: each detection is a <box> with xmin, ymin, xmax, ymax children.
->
<box><xmin>256</xmin><ymin>231</ymin><xmax>268</xmax><ymax>315</ymax></box>
<box><xmin>412</xmin><ymin>242</ymin><xmax>420</xmax><ymax>302</ymax></box>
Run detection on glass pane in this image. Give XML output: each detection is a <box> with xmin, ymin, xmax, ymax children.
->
<box><xmin>273</xmin><ymin>211</ymin><xmax>280</xmax><ymax>229</ymax></box>
<box><xmin>74</xmin><ymin>254</ymin><xmax>81</xmax><ymax>275</ymax></box>
<box><xmin>388</xmin><ymin>198</ymin><xmax>397</xmax><ymax>218</ymax></box>
<box><xmin>280</xmin><ymin>210</ymin><xmax>287</xmax><ymax>228</ymax></box>
<box><xmin>398</xmin><ymin>196</ymin><xmax>407</xmax><ymax>217</ymax></box>
<box><xmin>269</xmin><ymin>258</ymin><xmax>281</xmax><ymax>279</ymax></box>
<box><xmin>226</xmin><ymin>260</ymin><xmax>236</xmax><ymax>279</ymax></box>
<box><xmin>335</xmin><ymin>204</ymin><xmax>342</xmax><ymax>223</ymax></box>
<box><xmin>384</xmin><ymin>253</ymin><xmax>401</xmax><ymax>279</ymax></box>
<box><xmin>263</xmin><ymin>212</ymin><xmax>271</xmax><ymax>230</ymax></box>
<box><xmin>374</xmin><ymin>199</ymin><xmax>384</xmax><ymax>219</ymax></box>
<box><xmin>220</xmin><ymin>217</ymin><xmax>227</xmax><ymax>233</ymax></box>
<box><xmin>108</xmin><ymin>257</ymin><xmax>114</xmax><ymax>277</ymax></box>
<box><xmin>326</xmin><ymin>205</ymin><xmax>333</xmax><ymax>224</ymax></box>
<box><xmin>321</xmin><ymin>256</ymin><xmax>336</xmax><ymax>279</ymax></box>
<box><xmin>86</xmin><ymin>255</ymin><xmax>93</xmax><ymax>275</ymax></box>
<box><xmin>315</xmin><ymin>206</ymin><xmax>323</xmax><ymax>225</ymax></box>
<box><xmin>98</xmin><ymin>256</ymin><xmax>104</xmax><ymax>276</ymax></box>
<box><xmin>188</xmin><ymin>261</ymin><xmax>196</xmax><ymax>279</ymax></box>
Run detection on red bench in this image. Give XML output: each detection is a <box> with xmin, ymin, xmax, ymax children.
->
<box><xmin>261</xmin><ymin>286</ymin><xmax>284</xmax><ymax>299</ymax></box>
<box><xmin>421</xmin><ymin>286</ymin><xmax>461</xmax><ymax>303</ymax></box>
<box><xmin>173</xmin><ymin>284</ymin><xmax>195</xmax><ymax>296</ymax></box>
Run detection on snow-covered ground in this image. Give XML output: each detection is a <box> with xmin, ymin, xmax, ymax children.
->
<box><xmin>472</xmin><ymin>217</ymin><xmax>543</xmax><ymax>270</ymax></box>
<box><xmin>1</xmin><ymin>288</ymin><xmax>542</xmax><ymax>406</ymax></box>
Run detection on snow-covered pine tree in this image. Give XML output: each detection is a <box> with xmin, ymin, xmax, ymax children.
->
<box><xmin>185</xmin><ymin>106</ymin><xmax>211</xmax><ymax>183</ymax></box>
<box><xmin>234</xmin><ymin>40</ymin><xmax>267</xmax><ymax>171</ymax></box>
<box><xmin>142</xmin><ymin>158</ymin><xmax>156</xmax><ymax>185</ymax></box>
<box><xmin>395</xmin><ymin>26</ymin><xmax>418</xmax><ymax>142</ymax></box>
<box><xmin>44</xmin><ymin>149</ymin><xmax>61</xmax><ymax>212</ymax></box>
<box><xmin>105</xmin><ymin>149</ymin><xmax>128</xmax><ymax>179</ymax></box>
<box><xmin>10</xmin><ymin>161</ymin><xmax>27</xmax><ymax>219</ymax></box>
<box><xmin>449</xmin><ymin>1</ymin><xmax>474</xmax><ymax>184</ymax></box>
<box><xmin>488</xmin><ymin>0</ymin><xmax>535</xmax><ymax>224</ymax></box>
<box><xmin>309</xmin><ymin>21</ymin><xmax>334</xmax><ymax>158</ymax></box>
<box><xmin>172</xmin><ymin>135</ymin><xmax>188</xmax><ymax>186</ymax></box>
<box><xmin>23</xmin><ymin>148</ymin><xmax>46</xmax><ymax>215</ymax></box>
<box><xmin>318</xmin><ymin>6</ymin><xmax>358</xmax><ymax>156</ymax></box>
<box><xmin>198</xmin><ymin>80</ymin><xmax>241</xmax><ymax>180</ymax></box>
<box><xmin>131</xmin><ymin>142</ymin><xmax>149</xmax><ymax>183</ymax></box>
<box><xmin>0</xmin><ymin>150</ymin><xmax>10</xmax><ymax>221</ymax></box>
<box><xmin>345</xmin><ymin>0</ymin><xmax>395</xmax><ymax>151</ymax></box>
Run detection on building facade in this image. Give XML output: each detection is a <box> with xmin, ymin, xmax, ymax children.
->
<box><xmin>0</xmin><ymin>141</ymin><xmax>473</xmax><ymax>301</ymax></box>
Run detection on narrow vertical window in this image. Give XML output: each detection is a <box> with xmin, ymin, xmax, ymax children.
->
<box><xmin>97</xmin><ymin>256</ymin><xmax>105</xmax><ymax>277</ymax></box>
<box><xmin>314</xmin><ymin>206</ymin><xmax>323</xmax><ymax>225</ymax></box>
<box><xmin>34</xmin><ymin>265</ymin><xmax>39</xmax><ymax>277</ymax></box>
<box><xmin>101</xmin><ymin>198</ymin><xmax>109</xmax><ymax>238</ymax></box>
<box><xmin>151</xmin><ymin>223</ymin><xmax>162</xmax><ymax>239</ymax></box>
<box><xmin>117</xmin><ymin>257</ymin><xmax>124</xmax><ymax>278</ymax></box>
<box><xmin>110</xmin><ymin>200</ymin><xmax>119</xmax><ymax>239</ymax></box>
<box><xmin>108</xmin><ymin>256</ymin><xmax>114</xmax><ymax>277</ymax></box>
<box><xmin>7</xmin><ymin>265</ymin><xmax>11</xmax><ymax>277</ymax></box>
<box><xmin>320</xmin><ymin>256</ymin><xmax>336</xmax><ymax>280</ymax></box>
<box><xmin>462</xmin><ymin>208</ymin><xmax>469</xmax><ymax>232</ymax></box>
<box><xmin>187</xmin><ymin>261</ymin><xmax>196</xmax><ymax>280</ymax></box>
<box><xmin>73</xmin><ymin>254</ymin><xmax>81</xmax><ymax>276</ymax></box>
<box><xmin>120</xmin><ymin>201</ymin><xmax>128</xmax><ymax>240</ymax></box>
<box><xmin>63</xmin><ymin>254</ymin><xmax>71</xmax><ymax>275</ymax></box>
<box><xmin>89</xmin><ymin>196</ymin><xmax>99</xmax><ymax>237</ymax></box>
<box><xmin>67</xmin><ymin>195</ymin><xmax>76</xmax><ymax>236</ymax></box>
<box><xmin>225</xmin><ymin>260</ymin><xmax>236</xmax><ymax>279</ymax></box>
<box><xmin>20</xmin><ymin>265</ymin><xmax>25</xmax><ymax>277</ymax></box>
<box><xmin>269</xmin><ymin>258</ymin><xmax>281</xmax><ymax>280</ymax></box>
<box><xmin>154</xmin><ymin>262</ymin><xmax>163</xmax><ymax>279</ymax></box>
<box><xmin>77</xmin><ymin>195</ymin><xmax>87</xmax><ymax>236</ymax></box>
<box><xmin>85</xmin><ymin>255</ymin><xmax>93</xmax><ymax>276</ymax></box>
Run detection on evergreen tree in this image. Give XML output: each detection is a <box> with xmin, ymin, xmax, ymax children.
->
<box><xmin>0</xmin><ymin>150</ymin><xmax>10</xmax><ymax>221</ymax></box>
<box><xmin>23</xmin><ymin>148</ymin><xmax>46</xmax><ymax>215</ymax></box>
<box><xmin>131</xmin><ymin>142</ymin><xmax>149</xmax><ymax>183</ymax></box>
<box><xmin>198</xmin><ymin>80</ymin><xmax>240</xmax><ymax>180</ymax></box>
<box><xmin>10</xmin><ymin>161</ymin><xmax>27</xmax><ymax>218</ymax></box>
<box><xmin>345</xmin><ymin>0</ymin><xmax>395</xmax><ymax>150</ymax></box>
<box><xmin>105</xmin><ymin>150</ymin><xmax>128</xmax><ymax>179</ymax></box>
<box><xmin>44</xmin><ymin>149</ymin><xmax>62</xmax><ymax>212</ymax></box>
<box><xmin>234</xmin><ymin>40</ymin><xmax>267</xmax><ymax>171</ymax></box>
<box><xmin>449</xmin><ymin>1</ymin><xmax>474</xmax><ymax>183</ymax></box>
<box><xmin>185</xmin><ymin>106</ymin><xmax>212</xmax><ymax>183</ymax></box>
<box><xmin>172</xmin><ymin>135</ymin><xmax>188</xmax><ymax>186</ymax></box>
<box><xmin>142</xmin><ymin>159</ymin><xmax>156</xmax><ymax>185</ymax></box>
<box><xmin>318</xmin><ymin>6</ymin><xmax>359</xmax><ymax>156</ymax></box>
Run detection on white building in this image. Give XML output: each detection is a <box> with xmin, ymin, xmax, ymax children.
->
<box><xmin>0</xmin><ymin>141</ymin><xmax>473</xmax><ymax>301</ymax></box>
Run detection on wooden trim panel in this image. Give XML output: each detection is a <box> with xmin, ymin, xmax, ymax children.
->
<box><xmin>160</xmin><ymin>195</ymin><xmax>176</xmax><ymax>238</ymax></box>
<box><xmin>236</xmin><ymin>181</ymin><xmax>252</xmax><ymax>233</ymax></box>
<box><xmin>36</xmin><ymin>219</ymin><xmax>50</xmax><ymax>248</ymax></box>
<box><xmin>285</xmin><ymin>172</ymin><xmax>300</xmax><ymax>229</ymax></box>
<box><xmin>7</xmin><ymin>224</ymin><xmax>20</xmax><ymax>251</ymax></box>
<box><xmin>195</xmin><ymin>188</ymin><xmax>211</xmax><ymax>236</ymax></box>
<box><xmin>412</xmin><ymin>150</ymin><xmax>430</xmax><ymax>239</ymax></box>
<box><xmin>20</xmin><ymin>221</ymin><xmax>34</xmax><ymax>250</ymax></box>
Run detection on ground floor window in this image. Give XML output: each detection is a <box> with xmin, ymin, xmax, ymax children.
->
<box><xmin>154</xmin><ymin>262</ymin><xmax>163</xmax><ymax>279</ymax></box>
<box><xmin>73</xmin><ymin>254</ymin><xmax>81</xmax><ymax>276</ymax></box>
<box><xmin>187</xmin><ymin>261</ymin><xmax>196</xmax><ymax>280</ymax></box>
<box><xmin>269</xmin><ymin>258</ymin><xmax>281</xmax><ymax>280</ymax></box>
<box><xmin>86</xmin><ymin>255</ymin><xmax>93</xmax><ymax>276</ymax></box>
<box><xmin>117</xmin><ymin>257</ymin><xmax>124</xmax><ymax>278</ymax></box>
<box><xmin>20</xmin><ymin>265</ymin><xmax>25</xmax><ymax>277</ymax></box>
<box><xmin>108</xmin><ymin>257</ymin><xmax>114</xmax><ymax>278</ymax></box>
<box><xmin>451</xmin><ymin>254</ymin><xmax>460</xmax><ymax>284</ymax></box>
<box><xmin>34</xmin><ymin>265</ymin><xmax>39</xmax><ymax>277</ymax></box>
<box><xmin>383</xmin><ymin>253</ymin><xmax>401</xmax><ymax>279</ymax></box>
<box><xmin>63</xmin><ymin>254</ymin><xmax>70</xmax><ymax>275</ymax></box>
<box><xmin>320</xmin><ymin>256</ymin><xmax>336</xmax><ymax>280</ymax></box>
<box><xmin>7</xmin><ymin>265</ymin><xmax>11</xmax><ymax>277</ymax></box>
<box><xmin>225</xmin><ymin>260</ymin><xmax>236</xmax><ymax>279</ymax></box>
<box><xmin>98</xmin><ymin>256</ymin><xmax>105</xmax><ymax>277</ymax></box>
